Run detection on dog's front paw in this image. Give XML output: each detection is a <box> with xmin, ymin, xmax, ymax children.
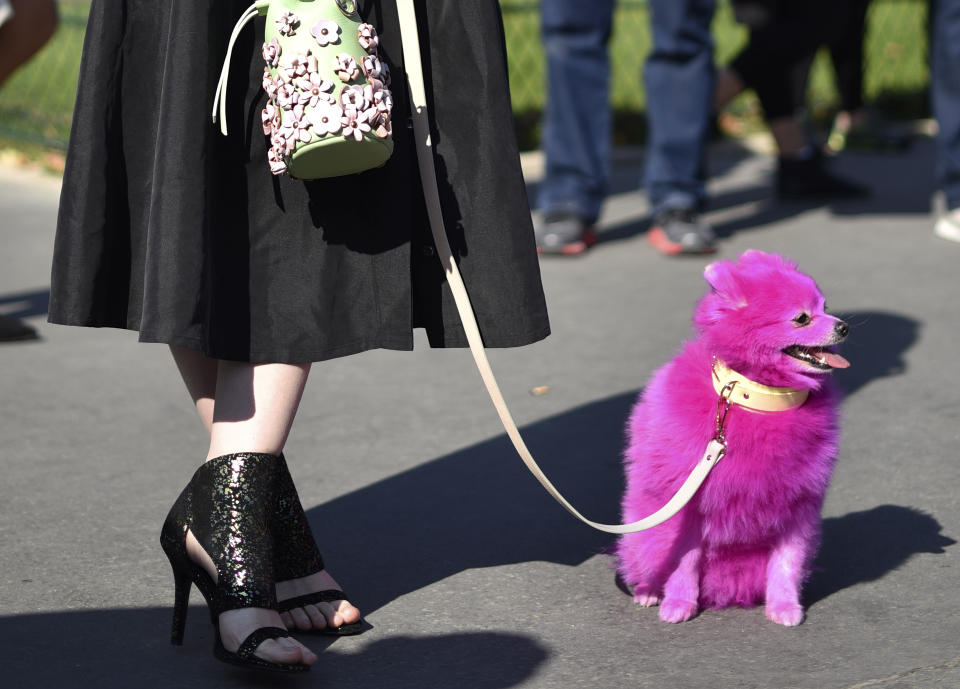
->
<box><xmin>766</xmin><ymin>601</ymin><xmax>804</xmax><ymax>626</ymax></box>
<box><xmin>659</xmin><ymin>598</ymin><xmax>698</xmax><ymax>623</ymax></box>
<box><xmin>633</xmin><ymin>590</ymin><xmax>662</xmax><ymax>607</ymax></box>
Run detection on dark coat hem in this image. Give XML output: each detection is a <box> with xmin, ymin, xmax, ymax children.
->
<box><xmin>46</xmin><ymin>316</ymin><xmax>551</xmax><ymax>364</ymax></box>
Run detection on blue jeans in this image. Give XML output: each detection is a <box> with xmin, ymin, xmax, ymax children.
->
<box><xmin>537</xmin><ymin>0</ymin><xmax>716</xmax><ymax>222</ymax></box>
<box><xmin>642</xmin><ymin>0</ymin><xmax>716</xmax><ymax>214</ymax></box>
<box><xmin>537</xmin><ymin>0</ymin><xmax>614</xmax><ymax>224</ymax></box>
<box><xmin>931</xmin><ymin>0</ymin><xmax>960</xmax><ymax>210</ymax></box>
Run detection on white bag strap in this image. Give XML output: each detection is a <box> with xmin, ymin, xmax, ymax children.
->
<box><xmin>212</xmin><ymin>0</ymin><xmax>270</xmax><ymax>136</ymax></box>
<box><xmin>395</xmin><ymin>0</ymin><xmax>725</xmax><ymax>535</ymax></box>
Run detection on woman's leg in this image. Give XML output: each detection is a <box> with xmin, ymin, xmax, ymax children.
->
<box><xmin>169</xmin><ymin>346</ymin><xmax>360</xmax><ymax>634</ymax></box>
<box><xmin>170</xmin><ymin>345</ymin><xmax>217</xmax><ymax>433</ymax></box>
<box><xmin>205</xmin><ymin>358</ymin><xmax>309</xmax><ymax>459</ymax></box>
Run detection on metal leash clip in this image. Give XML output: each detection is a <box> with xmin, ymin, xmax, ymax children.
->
<box><xmin>714</xmin><ymin>380</ymin><xmax>737</xmax><ymax>446</ymax></box>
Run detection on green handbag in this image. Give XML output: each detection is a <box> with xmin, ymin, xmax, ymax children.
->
<box><xmin>213</xmin><ymin>0</ymin><xmax>394</xmax><ymax>179</ymax></box>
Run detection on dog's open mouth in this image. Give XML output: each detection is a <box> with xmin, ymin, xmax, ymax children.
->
<box><xmin>783</xmin><ymin>345</ymin><xmax>850</xmax><ymax>370</ymax></box>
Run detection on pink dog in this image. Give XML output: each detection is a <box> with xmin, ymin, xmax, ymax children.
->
<box><xmin>616</xmin><ymin>250</ymin><xmax>849</xmax><ymax>626</ymax></box>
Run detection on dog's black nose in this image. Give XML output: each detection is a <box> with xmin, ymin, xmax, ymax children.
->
<box><xmin>835</xmin><ymin>321</ymin><xmax>850</xmax><ymax>339</ymax></box>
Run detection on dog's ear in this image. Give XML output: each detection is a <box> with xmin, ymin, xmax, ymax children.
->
<box><xmin>703</xmin><ymin>260</ymin><xmax>747</xmax><ymax>308</ymax></box>
<box><xmin>739</xmin><ymin>249</ymin><xmax>798</xmax><ymax>271</ymax></box>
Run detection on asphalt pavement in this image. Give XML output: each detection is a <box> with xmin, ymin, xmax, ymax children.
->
<box><xmin>0</xmin><ymin>135</ymin><xmax>958</xmax><ymax>689</ymax></box>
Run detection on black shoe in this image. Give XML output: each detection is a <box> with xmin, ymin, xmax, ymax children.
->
<box><xmin>647</xmin><ymin>207</ymin><xmax>716</xmax><ymax>255</ymax></box>
<box><xmin>0</xmin><ymin>315</ymin><xmax>39</xmax><ymax>342</ymax></box>
<box><xmin>273</xmin><ymin>454</ymin><xmax>363</xmax><ymax>636</ymax></box>
<box><xmin>777</xmin><ymin>153</ymin><xmax>869</xmax><ymax>201</ymax></box>
<box><xmin>160</xmin><ymin>453</ymin><xmax>310</xmax><ymax>673</ymax></box>
<box><xmin>534</xmin><ymin>210</ymin><xmax>597</xmax><ymax>255</ymax></box>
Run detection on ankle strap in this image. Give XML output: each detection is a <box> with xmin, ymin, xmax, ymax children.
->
<box><xmin>190</xmin><ymin>453</ymin><xmax>280</xmax><ymax>612</ymax></box>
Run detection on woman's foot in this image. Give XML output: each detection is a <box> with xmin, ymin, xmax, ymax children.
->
<box><xmin>276</xmin><ymin>569</ymin><xmax>362</xmax><ymax>633</ymax></box>
<box><xmin>186</xmin><ymin>529</ymin><xmax>317</xmax><ymax>666</ymax></box>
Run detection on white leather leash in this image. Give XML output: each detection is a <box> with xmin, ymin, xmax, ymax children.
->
<box><xmin>396</xmin><ymin>0</ymin><xmax>725</xmax><ymax>535</ymax></box>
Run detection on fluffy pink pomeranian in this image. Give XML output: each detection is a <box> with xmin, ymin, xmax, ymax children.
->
<box><xmin>616</xmin><ymin>250</ymin><xmax>849</xmax><ymax>626</ymax></box>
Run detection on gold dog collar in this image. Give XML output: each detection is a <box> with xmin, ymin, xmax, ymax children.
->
<box><xmin>711</xmin><ymin>359</ymin><xmax>809</xmax><ymax>412</ymax></box>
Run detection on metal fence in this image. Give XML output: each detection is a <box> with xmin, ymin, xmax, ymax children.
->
<box><xmin>0</xmin><ymin>0</ymin><xmax>931</xmax><ymax>152</ymax></box>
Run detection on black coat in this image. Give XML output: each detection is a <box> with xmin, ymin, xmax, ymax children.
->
<box><xmin>49</xmin><ymin>0</ymin><xmax>550</xmax><ymax>363</ymax></box>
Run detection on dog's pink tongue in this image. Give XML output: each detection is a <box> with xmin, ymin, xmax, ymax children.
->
<box><xmin>823</xmin><ymin>351</ymin><xmax>850</xmax><ymax>369</ymax></box>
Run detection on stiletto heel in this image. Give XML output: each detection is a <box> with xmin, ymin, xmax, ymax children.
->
<box><xmin>274</xmin><ymin>454</ymin><xmax>364</xmax><ymax>636</ymax></box>
<box><xmin>160</xmin><ymin>452</ymin><xmax>309</xmax><ymax>673</ymax></box>
<box><xmin>170</xmin><ymin>566</ymin><xmax>192</xmax><ymax>645</ymax></box>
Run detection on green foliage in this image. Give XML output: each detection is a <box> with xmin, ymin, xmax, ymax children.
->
<box><xmin>0</xmin><ymin>0</ymin><xmax>88</xmax><ymax>148</ymax></box>
<box><xmin>0</xmin><ymin>0</ymin><xmax>932</xmax><ymax>154</ymax></box>
<box><xmin>502</xmin><ymin>0</ymin><xmax>929</xmax><ymax>148</ymax></box>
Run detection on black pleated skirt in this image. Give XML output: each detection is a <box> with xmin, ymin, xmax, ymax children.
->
<box><xmin>49</xmin><ymin>0</ymin><xmax>550</xmax><ymax>363</ymax></box>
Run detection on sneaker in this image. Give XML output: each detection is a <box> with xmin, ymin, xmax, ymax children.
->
<box><xmin>934</xmin><ymin>209</ymin><xmax>960</xmax><ymax>243</ymax></box>
<box><xmin>534</xmin><ymin>210</ymin><xmax>597</xmax><ymax>256</ymax></box>
<box><xmin>0</xmin><ymin>315</ymin><xmax>39</xmax><ymax>343</ymax></box>
<box><xmin>647</xmin><ymin>207</ymin><xmax>716</xmax><ymax>255</ymax></box>
<box><xmin>777</xmin><ymin>152</ymin><xmax>869</xmax><ymax>201</ymax></box>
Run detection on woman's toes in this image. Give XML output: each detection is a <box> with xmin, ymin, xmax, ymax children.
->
<box><xmin>344</xmin><ymin>603</ymin><xmax>361</xmax><ymax>625</ymax></box>
<box><xmin>330</xmin><ymin>600</ymin><xmax>360</xmax><ymax>626</ymax></box>
<box><xmin>288</xmin><ymin>606</ymin><xmax>314</xmax><ymax>631</ymax></box>
<box><xmin>303</xmin><ymin>603</ymin><xmax>328</xmax><ymax>630</ymax></box>
<box><xmin>283</xmin><ymin>638</ymin><xmax>317</xmax><ymax>665</ymax></box>
<box><xmin>257</xmin><ymin>638</ymin><xmax>316</xmax><ymax>666</ymax></box>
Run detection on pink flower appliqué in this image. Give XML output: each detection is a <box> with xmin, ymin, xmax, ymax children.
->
<box><xmin>332</xmin><ymin>53</ymin><xmax>360</xmax><ymax>82</ymax></box>
<box><xmin>262</xmin><ymin>38</ymin><xmax>281</xmax><ymax>67</ymax></box>
<box><xmin>275</xmin><ymin>10</ymin><xmax>299</xmax><ymax>36</ymax></box>
<box><xmin>296</xmin><ymin>72</ymin><xmax>335</xmax><ymax>108</ymax></box>
<box><xmin>361</xmin><ymin>54</ymin><xmax>383</xmax><ymax>80</ymax></box>
<box><xmin>373</xmin><ymin>86</ymin><xmax>393</xmax><ymax>117</ymax></box>
<box><xmin>261</xmin><ymin>102</ymin><xmax>281</xmax><ymax>135</ymax></box>
<box><xmin>379</xmin><ymin>60</ymin><xmax>391</xmax><ymax>87</ymax></box>
<box><xmin>279</xmin><ymin>104</ymin><xmax>313</xmax><ymax>146</ymax></box>
<box><xmin>373</xmin><ymin>117</ymin><xmax>392</xmax><ymax>140</ymax></box>
<box><xmin>267</xmin><ymin>146</ymin><xmax>288</xmax><ymax>175</ymax></box>
<box><xmin>262</xmin><ymin>67</ymin><xmax>280</xmax><ymax>100</ymax></box>
<box><xmin>276</xmin><ymin>82</ymin><xmax>299</xmax><ymax>110</ymax></box>
<box><xmin>341</xmin><ymin>107</ymin><xmax>372</xmax><ymax>141</ymax></box>
<box><xmin>306</xmin><ymin>102</ymin><xmax>344</xmax><ymax>136</ymax></box>
<box><xmin>279</xmin><ymin>53</ymin><xmax>310</xmax><ymax>83</ymax></box>
<box><xmin>271</xmin><ymin>129</ymin><xmax>294</xmax><ymax>155</ymax></box>
<box><xmin>357</xmin><ymin>23</ymin><xmax>379</xmax><ymax>52</ymax></box>
<box><xmin>311</xmin><ymin>18</ymin><xmax>341</xmax><ymax>46</ymax></box>
<box><xmin>340</xmin><ymin>84</ymin><xmax>369</xmax><ymax>112</ymax></box>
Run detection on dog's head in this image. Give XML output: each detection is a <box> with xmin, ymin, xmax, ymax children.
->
<box><xmin>694</xmin><ymin>250</ymin><xmax>849</xmax><ymax>390</ymax></box>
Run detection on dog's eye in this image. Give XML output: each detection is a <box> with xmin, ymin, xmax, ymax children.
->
<box><xmin>793</xmin><ymin>312</ymin><xmax>811</xmax><ymax>326</ymax></box>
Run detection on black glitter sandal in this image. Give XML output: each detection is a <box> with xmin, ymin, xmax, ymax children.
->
<box><xmin>273</xmin><ymin>454</ymin><xmax>364</xmax><ymax>636</ymax></box>
<box><xmin>277</xmin><ymin>591</ymin><xmax>363</xmax><ymax>636</ymax></box>
<box><xmin>160</xmin><ymin>453</ymin><xmax>310</xmax><ymax>673</ymax></box>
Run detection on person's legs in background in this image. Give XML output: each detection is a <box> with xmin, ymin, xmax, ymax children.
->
<box><xmin>718</xmin><ymin>1</ymin><xmax>869</xmax><ymax>201</ymax></box>
<box><xmin>931</xmin><ymin>0</ymin><xmax>960</xmax><ymax>242</ymax></box>
<box><xmin>535</xmin><ymin>0</ymin><xmax>614</xmax><ymax>255</ymax></box>
<box><xmin>824</xmin><ymin>0</ymin><xmax>872</xmax><ymax>153</ymax></box>
<box><xmin>643</xmin><ymin>0</ymin><xmax>717</xmax><ymax>255</ymax></box>
<box><xmin>0</xmin><ymin>0</ymin><xmax>58</xmax><ymax>86</ymax></box>
<box><xmin>0</xmin><ymin>0</ymin><xmax>58</xmax><ymax>342</ymax></box>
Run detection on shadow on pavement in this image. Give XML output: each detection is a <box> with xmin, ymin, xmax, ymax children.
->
<box><xmin>0</xmin><ymin>288</ymin><xmax>50</xmax><ymax>319</ymax></box>
<box><xmin>578</xmin><ymin>136</ymin><xmax>937</xmax><ymax>246</ymax></box>
<box><xmin>0</xmin><ymin>311</ymin><xmax>932</xmax><ymax>684</ymax></box>
<box><xmin>0</xmin><ymin>607</ymin><xmax>547</xmax><ymax>689</ymax></box>
<box><xmin>832</xmin><ymin>310</ymin><xmax>920</xmax><ymax>397</ymax></box>
<box><xmin>305</xmin><ymin>391</ymin><xmax>638</xmax><ymax>614</ymax></box>
<box><xmin>807</xmin><ymin>505</ymin><xmax>956</xmax><ymax>606</ymax></box>
<box><xmin>309</xmin><ymin>310</ymin><xmax>925</xmax><ymax>614</ymax></box>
